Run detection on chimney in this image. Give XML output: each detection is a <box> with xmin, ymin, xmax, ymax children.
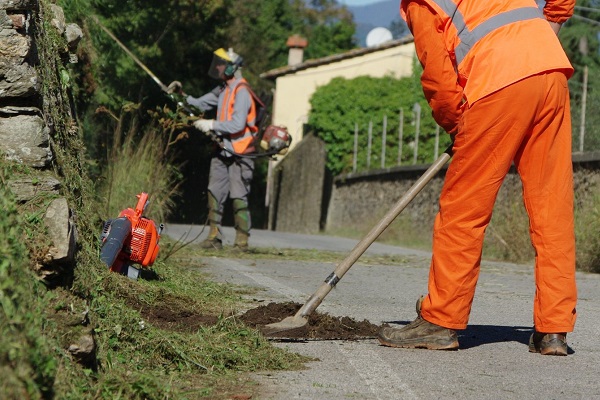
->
<box><xmin>286</xmin><ymin>34</ymin><xmax>308</xmax><ymax>66</ymax></box>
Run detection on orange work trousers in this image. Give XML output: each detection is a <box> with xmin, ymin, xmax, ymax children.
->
<box><xmin>420</xmin><ymin>71</ymin><xmax>577</xmax><ymax>333</ymax></box>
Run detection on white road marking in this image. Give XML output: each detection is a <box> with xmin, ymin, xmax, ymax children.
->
<box><xmin>337</xmin><ymin>341</ymin><xmax>419</xmax><ymax>400</ymax></box>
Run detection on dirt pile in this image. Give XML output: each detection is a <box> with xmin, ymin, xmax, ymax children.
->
<box><xmin>128</xmin><ymin>297</ymin><xmax>385</xmax><ymax>340</ymax></box>
<box><xmin>239</xmin><ymin>302</ymin><xmax>386</xmax><ymax>340</ymax></box>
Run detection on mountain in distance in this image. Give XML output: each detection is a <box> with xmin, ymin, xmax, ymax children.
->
<box><xmin>346</xmin><ymin>0</ymin><xmax>406</xmax><ymax>47</ymax></box>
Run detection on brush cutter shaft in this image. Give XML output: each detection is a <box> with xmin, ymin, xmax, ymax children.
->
<box><xmin>295</xmin><ymin>147</ymin><xmax>452</xmax><ymax>319</ymax></box>
<box><xmin>91</xmin><ymin>15</ymin><xmax>168</xmax><ymax>92</ymax></box>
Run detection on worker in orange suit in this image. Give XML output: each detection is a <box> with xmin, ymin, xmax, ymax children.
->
<box><xmin>378</xmin><ymin>0</ymin><xmax>578</xmax><ymax>356</ymax></box>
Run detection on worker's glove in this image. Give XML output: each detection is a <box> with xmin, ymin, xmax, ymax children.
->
<box><xmin>167</xmin><ymin>80</ymin><xmax>183</xmax><ymax>94</ymax></box>
<box><xmin>193</xmin><ymin>118</ymin><xmax>215</xmax><ymax>134</ymax></box>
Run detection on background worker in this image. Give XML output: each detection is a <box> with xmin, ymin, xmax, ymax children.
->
<box><xmin>168</xmin><ymin>48</ymin><xmax>258</xmax><ymax>251</ymax></box>
<box><xmin>378</xmin><ymin>0</ymin><xmax>578</xmax><ymax>356</ymax></box>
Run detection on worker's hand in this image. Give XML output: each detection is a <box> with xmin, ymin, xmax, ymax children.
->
<box><xmin>193</xmin><ymin>118</ymin><xmax>215</xmax><ymax>134</ymax></box>
<box><xmin>167</xmin><ymin>80</ymin><xmax>183</xmax><ymax>94</ymax></box>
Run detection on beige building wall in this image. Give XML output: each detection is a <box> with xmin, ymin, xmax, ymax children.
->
<box><xmin>271</xmin><ymin>42</ymin><xmax>416</xmax><ymax>149</ymax></box>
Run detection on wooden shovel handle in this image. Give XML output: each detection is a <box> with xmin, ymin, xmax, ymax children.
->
<box><xmin>295</xmin><ymin>147</ymin><xmax>453</xmax><ymax>319</ymax></box>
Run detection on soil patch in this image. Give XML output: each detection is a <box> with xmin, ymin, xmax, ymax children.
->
<box><xmin>123</xmin><ymin>297</ymin><xmax>385</xmax><ymax>339</ymax></box>
<box><xmin>140</xmin><ymin>303</ymin><xmax>219</xmax><ymax>333</ymax></box>
<box><xmin>125</xmin><ymin>297</ymin><xmax>219</xmax><ymax>333</ymax></box>
<box><xmin>239</xmin><ymin>302</ymin><xmax>387</xmax><ymax>340</ymax></box>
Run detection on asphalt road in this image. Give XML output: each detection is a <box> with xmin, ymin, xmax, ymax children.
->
<box><xmin>164</xmin><ymin>224</ymin><xmax>600</xmax><ymax>400</ymax></box>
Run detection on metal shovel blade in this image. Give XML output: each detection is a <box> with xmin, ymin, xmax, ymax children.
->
<box><xmin>259</xmin><ymin>315</ymin><xmax>309</xmax><ymax>337</ymax></box>
<box><xmin>260</xmin><ymin>148</ymin><xmax>452</xmax><ymax>339</ymax></box>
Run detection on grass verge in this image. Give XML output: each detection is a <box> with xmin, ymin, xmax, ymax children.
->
<box><xmin>1</xmin><ymin>182</ymin><xmax>309</xmax><ymax>399</ymax></box>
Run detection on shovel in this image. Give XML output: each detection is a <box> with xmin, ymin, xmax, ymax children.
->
<box><xmin>261</xmin><ymin>147</ymin><xmax>452</xmax><ymax>337</ymax></box>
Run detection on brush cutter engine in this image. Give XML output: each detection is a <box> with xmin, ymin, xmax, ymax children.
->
<box><xmin>260</xmin><ymin>125</ymin><xmax>292</xmax><ymax>155</ymax></box>
<box><xmin>100</xmin><ymin>192</ymin><xmax>163</xmax><ymax>280</ymax></box>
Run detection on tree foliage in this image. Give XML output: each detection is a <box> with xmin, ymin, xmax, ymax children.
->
<box><xmin>59</xmin><ymin>0</ymin><xmax>230</xmax><ymax>111</ymax></box>
<box><xmin>60</xmin><ymin>0</ymin><xmax>356</xmax><ymax>111</ymax></box>
<box><xmin>57</xmin><ymin>0</ymin><xmax>357</xmax><ymax>225</ymax></box>
<box><xmin>294</xmin><ymin>0</ymin><xmax>356</xmax><ymax>59</ymax></box>
<box><xmin>59</xmin><ymin>0</ymin><xmax>357</xmax><ymax>149</ymax></box>
<box><xmin>226</xmin><ymin>0</ymin><xmax>356</xmax><ymax>94</ymax></box>
<box><xmin>226</xmin><ymin>0</ymin><xmax>298</xmax><ymax>94</ymax></box>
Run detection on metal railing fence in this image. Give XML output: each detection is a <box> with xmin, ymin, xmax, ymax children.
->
<box><xmin>351</xmin><ymin>83</ymin><xmax>600</xmax><ymax>174</ymax></box>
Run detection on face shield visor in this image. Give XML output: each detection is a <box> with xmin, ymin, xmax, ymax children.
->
<box><xmin>208</xmin><ymin>48</ymin><xmax>231</xmax><ymax>80</ymax></box>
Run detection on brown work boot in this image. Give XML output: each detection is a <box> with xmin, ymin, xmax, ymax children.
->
<box><xmin>416</xmin><ymin>295</ymin><xmax>425</xmax><ymax>316</ymax></box>
<box><xmin>378</xmin><ymin>316</ymin><xmax>459</xmax><ymax>350</ymax></box>
<box><xmin>232</xmin><ymin>230</ymin><xmax>249</xmax><ymax>253</ymax></box>
<box><xmin>231</xmin><ymin>243</ymin><xmax>249</xmax><ymax>253</ymax></box>
<box><xmin>200</xmin><ymin>224</ymin><xmax>222</xmax><ymax>250</ymax></box>
<box><xmin>199</xmin><ymin>237</ymin><xmax>223</xmax><ymax>250</ymax></box>
<box><xmin>529</xmin><ymin>332</ymin><xmax>568</xmax><ymax>356</ymax></box>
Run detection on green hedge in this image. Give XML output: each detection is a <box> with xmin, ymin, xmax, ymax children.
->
<box><xmin>307</xmin><ymin>71</ymin><xmax>452</xmax><ymax>176</ymax></box>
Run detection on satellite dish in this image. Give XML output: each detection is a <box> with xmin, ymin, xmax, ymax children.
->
<box><xmin>365</xmin><ymin>27</ymin><xmax>393</xmax><ymax>47</ymax></box>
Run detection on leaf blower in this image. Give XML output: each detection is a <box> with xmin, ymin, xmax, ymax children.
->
<box><xmin>100</xmin><ymin>192</ymin><xmax>163</xmax><ymax>280</ymax></box>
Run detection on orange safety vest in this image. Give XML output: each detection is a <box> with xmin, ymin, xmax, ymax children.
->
<box><xmin>218</xmin><ymin>79</ymin><xmax>258</xmax><ymax>154</ymax></box>
<box><xmin>401</xmin><ymin>0</ymin><xmax>573</xmax><ymax>105</ymax></box>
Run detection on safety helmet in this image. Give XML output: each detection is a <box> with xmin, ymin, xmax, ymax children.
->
<box><xmin>208</xmin><ymin>47</ymin><xmax>243</xmax><ymax>80</ymax></box>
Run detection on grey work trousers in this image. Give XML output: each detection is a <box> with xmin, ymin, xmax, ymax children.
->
<box><xmin>207</xmin><ymin>154</ymin><xmax>254</xmax><ymax>224</ymax></box>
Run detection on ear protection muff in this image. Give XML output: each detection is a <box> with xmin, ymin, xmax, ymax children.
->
<box><xmin>224</xmin><ymin>56</ymin><xmax>243</xmax><ymax>77</ymax></box>
<box><xmin>224</xmin><ymin>62</ymin><xmax>237</xmax><ymax>77</ymax></box>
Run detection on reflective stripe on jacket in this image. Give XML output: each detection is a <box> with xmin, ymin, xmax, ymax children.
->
<box><xmin>401</xmin><ymin>0</ymin><xmax>573</xmax><ymax>104</ymax></box>
<box><xmin>218</xmin><ymin>78</ymin><xmax>258</xmax><ymax>154</ymax></box>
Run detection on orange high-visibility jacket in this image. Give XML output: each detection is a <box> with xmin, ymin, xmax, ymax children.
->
<box><xmin>401</xmin><ymin>0</ymin><xmax>574</xmax><ymax>106</ymax></box>
<box><xmin>218</xmin><ymin>79</ymin><xmax>258</xmax><ymax>154</ymax></box>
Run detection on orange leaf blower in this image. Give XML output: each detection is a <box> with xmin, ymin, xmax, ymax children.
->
<box><xmin>100</xmin><ymin>192</ymin><xmax>163</xmax><ymax>279</ymax></box>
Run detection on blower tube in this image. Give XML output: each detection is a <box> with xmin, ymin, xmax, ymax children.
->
<box><xmin>100</xmin><ymin>217</ymin><xmax>132</xmax><ymax>269</ymax></box>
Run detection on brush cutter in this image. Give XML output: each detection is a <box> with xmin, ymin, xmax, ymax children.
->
<box><xmin>100</xmin><ymin>192</ymin><xmax>163</xmax><ymax>280</ymax></box>
<box><xmin>261</xmin><ymin>147</ymin><xmax>452</xmax><ymax>337</ymax></box>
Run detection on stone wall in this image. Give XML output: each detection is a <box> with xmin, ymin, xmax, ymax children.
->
<box><xmin>1</xmin><ymin>0</ymin><xmax>82</xmax><ymax>278</ymax></box>
<box><xmin>325</xmin><ymin>151</ymin><xmax>600</xmax><ymax>241</ymax></box>
<box><xmin>326</xmin><ymin>163</ymin><xmax>446</xmax><ymax>232</ymax></box>
<box><xmin>270</xmin><ymin>133</ymin><xmax>600</xmax><ymax>245</ymax></box>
